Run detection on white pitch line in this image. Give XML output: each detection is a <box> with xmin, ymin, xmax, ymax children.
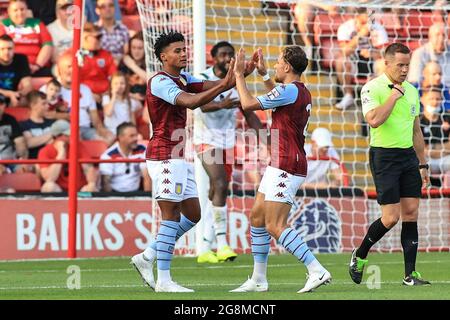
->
<box><xmin>1</xmin><ymin>260</ymin><xmax>448</xmax><ymax>274</ymax></box>
<box><xmin>1</xmin><ymin>281</ymin><xmax>450</xmax><ymax>291</ymax></box>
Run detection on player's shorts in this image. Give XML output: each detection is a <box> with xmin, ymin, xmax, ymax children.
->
<box><xmin>369</xmin><ymin>147</ymin><xmax>422</xmax><ymax>205</ymax></box>
<box><xmin>258</xmin><ymin>166</ymin><xmax>305</xmax><ymax>205</ymax></box>
<box><xmin>146</xmin><ymin>159</ymin><xmax>198</xmax><ymax>202</ymax></box>
<box><xmin>195</xmin><ymin>144</ymin><xmax>233</xmax><ymax>182</ymax></box>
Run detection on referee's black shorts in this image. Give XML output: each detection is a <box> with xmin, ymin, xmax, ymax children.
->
<box><xmin>369</xmin><ymin>147</ymin><xmax>422</xmax><ymax>205</ymax></box>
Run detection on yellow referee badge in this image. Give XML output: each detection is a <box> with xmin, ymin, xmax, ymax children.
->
<box><xmin>175</xmin><ymin>183</ymin><xmax>183</xmax><ymax>195</ymax></box>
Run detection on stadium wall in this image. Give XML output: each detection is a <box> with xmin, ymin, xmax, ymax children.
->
<box><xmin>1</xmin><ymin>195</ymin><xmax>447</xmax><ymax>260</ymax></box>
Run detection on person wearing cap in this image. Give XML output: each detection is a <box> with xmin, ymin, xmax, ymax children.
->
<box><xmin>302</xmin><ymin>127</ymin><xmax>343</xmax><ymax>189</ymax></box>
<box><xmin>95</xmin><ymin>0</ymin><xmax>129</xmax><ymax>64</ymax></box>
<box><xmin>20</xmin><ymin>91</ymin><xmax>55</xmax><ymax>159</ymax></box>
<box><xmin>0</xmin><ymin>0</ymin><xmax>54</xmax><ymax>77</ymax></box>
<box><xmin>47</xmin><ymin>0</ymin><xmax>74</xmax><ymax>63</ymax></box>
<box><xmin>38</xmin><ymin>119</ymin><xmax>98</xmax><ymax>193</ymax></box>
<box><xmin>0</xmin><ymin>92</ymin><xmax>28</xmax><ymax>177</ymax></box>
<box><xmin>78</xmin><ymin>22</ymin><xmax>117</xmax><ymax>104</ymax></box>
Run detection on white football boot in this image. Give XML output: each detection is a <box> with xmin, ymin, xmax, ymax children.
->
<box><xmin>298</xmin><ymin>269</ymin><xmax>332</xmax><ymax>293</ymax></box>
<box><xmin>155</xmin><ymin>280</ymin><xmax>194</xmax><ymax>293</ymax></box>
<box><xmin>229</xmin><ymin>277</ymin><xmax>269</xmax><ymax>293</ymax></box>
<box><xmin>130</xmin><ymin>253</ymin><xmax>155</xmax><ymax>290</ymax></box>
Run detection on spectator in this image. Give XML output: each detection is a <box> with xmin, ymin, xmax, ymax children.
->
<box><xmin>416</xmin><ymin>61</ymin><xmax>450</xmax><ymax>112</ymax></box>
<box><xmin>26</xmin><ymin>0</ymin><xmax>57</xmax><ymax>25</ymax></box>
<box><xmin>100</xmin><ymin>122</ymin><xmax>150</xmax><ymax>192</ymax></box>
<box><xmin>293</xmin><ymin>0</ymin><xmax>340</xmax><ymax>59</ymax></box>
<box><xmin>119</xmin><ymin>31</ymin><xmax>148</xmax><ymax>103</ymax></box>
<box><xmin>408</xmin><ymin>23</ymin><xmax>450</xmax><ymax>87</ymax></box>
<box><xmin>0</xmin><ymin>34</ymin><xmax>32</xmax><ymax>107</ymax></box>
<box><xmin>85</xmin><ymin>0</ymin><xmax>122</xmax><ymax>23</ymax></box>
<box><xmin>334</xmin><ymin>7</ymin><xmax>388</xmax><ymax>110</ymax></box>
<box><xmin>419</xmin><ymin>86</ymin><xmax>450</xmax><ymax>181</ymax></box>
<box><xmin>41</xmin><ymin>50</ymin><xmax>114</xmax><ymax>143</ymax></box>
<box><xmin>44</xmin><ymin>78</ymin><xmax>68</xmax><ymax>118</ymax></box>
<box><xmin>79</xmin><ymin>22</ymin><xmax>117</xmax><ymax>103</ymax></box>
<box><xmin>38</xmin><ymin>119</ymin><xmax>98</xmax><ymax>192</ymax></box>
<box><xmin>102</xmin><ymin>72</ymin><xmax>141</xmax><ymax>136</ymax></box>
<box><xmin>95</xmin><ymin>0</ymin><xmax>129</xmax><ymax>63</ymax></box>
<box><xmin>302</xmin><ymin>127</ymin><xmax>343</xmax><ymax>188</ymax></box>
<box><xmin>47</xmin><ymin>0</ymin><xmax>74</xmax><ymax>63</ymax></box>
<box><xmin>0</xmin><ymin>93</ymin><xmax>28</xmax><ymax>175</ymax></box>
<box><xmin>20</xmin><ymin>91</ymin><xmax>55</xmax><ymax>159</ymax></box>
<box><xmin>0</xmin><ymin>0</ymin><xmax>54</xmax><ymax>77</ymax></box>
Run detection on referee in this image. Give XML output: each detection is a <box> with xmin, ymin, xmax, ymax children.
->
<box><xmin>349</xmin><ymin>43</ymin><xmax>431</xmax><ymax>286</ymax></box>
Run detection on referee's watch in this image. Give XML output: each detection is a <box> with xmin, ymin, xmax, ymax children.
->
<box><xmin>419</xmin><ymin>164</ymin><xmax>429</xmax><ymax>170</ymax></box>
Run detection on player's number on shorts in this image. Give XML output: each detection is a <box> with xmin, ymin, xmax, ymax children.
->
<box><xmin>303</xmin><ymin>104</ymin><xmax>312</xmax><ymax>137</ymax></box>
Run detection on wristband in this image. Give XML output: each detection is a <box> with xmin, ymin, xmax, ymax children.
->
<box><xmin>262</xmin><ymin>73</ymin><xmax>270</xmax><ymax>81</ymax></box>
<box><xmin>419</xmin><ymin>164</ymin><xmax>429</xmax><ymax>170</ymax></box>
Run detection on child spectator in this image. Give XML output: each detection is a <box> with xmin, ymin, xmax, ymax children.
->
<box><xmin>102</xmin><ymin>72</ymin><xmax>141</xmax><ymax>136</ymax></box>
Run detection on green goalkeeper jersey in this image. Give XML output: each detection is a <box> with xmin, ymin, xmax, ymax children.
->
<box><xmin>361</xmin><ymin>73</ymin><xmax>420</xmax><ymax>148</ymax></box>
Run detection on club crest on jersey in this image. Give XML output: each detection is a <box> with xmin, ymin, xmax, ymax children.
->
<box><xmin>287</xmin><ymin>199</ymin><xmax>342</xmax><ymax>253</ymax></box>
<box><xmin>266</xmin><ymin>88</ymin><xmax>281</xmax><ymax>101</ymax></box>
<box><xmin>97</xmin><ymin>58</ymin><xmax>106</xmax><ymax>68</ymax></box>
<box><xmin>175</xmin><ymin>183</ymin><xmax>183</xmax><ymax>195</ymax></box>
<box><xmin>410</xmin><ymin>104</ymin><xmax>416</xmax><ymax>116</ymax></box>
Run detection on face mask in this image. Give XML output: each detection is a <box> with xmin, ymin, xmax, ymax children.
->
<box><xmin>425</xmin><ymin>104</ymin><xmax>441</xmax><ymax>115</ymax></box>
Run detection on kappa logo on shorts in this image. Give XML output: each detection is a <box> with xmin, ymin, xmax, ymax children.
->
<box><xmin>162</xmin><ymin>188</ymin><xmax>171</xmax><ymax>194</ymax></box>
<box><xmin>277</xmin><ymin>182</ymin><xmax>287</xmax><ymax>188</ymax></box>
<box><xmin>175</xmin><ymin>183</ymin><xmax>183</xmax><ymax>195</ymax></box>
<box><xmin>162</xmin><ymin>178</ymin><xmax>171</xmax><ymax>184</ymax></box>
<box><xmin>162</xmin><ymin>160</ymin><xmax>170</xmax><ymax>164</ymax></box>
<box><xmin>275</xmin><ymin>192</ymin><xmax>285</xmax><ymax>198</ymax></box>
<box><xmin>162</xmin><ymin>168</ymin><xmax>171</xmax><ymax>174</ymax></box>
<box><xmin>279</xmin><ymin>172</ymin><xmax>288</xmax><ymax>179</ymax></box>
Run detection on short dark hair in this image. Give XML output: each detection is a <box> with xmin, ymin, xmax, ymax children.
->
<box><xmin>27</xmin><ymin>90</ymin><xmax>47</xmax><ymax>107</ymax></box>
<box><xmin>0</xmin><ymin>34</ymin><xmax>13</xmax><ymax>43</ymax></box>
<box><xmin>116</xmin><ymin>122</ymin><xmax>136</xmax><ymax>137</ymax></box>
<box><xmin>210</xmin><ymin>41</ymin><xmax>234</xmax><ymax>57</ymax></box>
<box><xmin>384</xmin><ymin>43</ymin><xmax>411</xmax><ymax>58</ymax></box>
<box><xmin>154</xmin><ymin>31</ymin><xmax>185</xmax><ymax>62</ymax></box>
<box><xmin>282</xmin><ymin>46</ymin><xmax>308</xmax><ymax>75</ymax></box>
<box><xmin>47</xmin><ymin>78</ymin><xmax>61</xmax><ymax>88</ymax></box>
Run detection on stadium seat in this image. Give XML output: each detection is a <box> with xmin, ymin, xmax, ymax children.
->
<box><xmin>405</xmin><ymin>10</ymin><xmax>437</xmax><ymax>38</ymax></box>
<box><xmin>122</xmin><ymin>14</ymin><xmax>141</xmax><ymax>32</ymax></box>
<box><xmin>0</xmin><ymin>172</ymin><xmax>42</xmax><ymax>192</ymax></box>
<box><xmin>79</xmin><ymin>140</ymin><xmax>108</xmax><ymax>159</ymax></box>
<box><xmin>31</xmin><ymin>77</ymin><xmax>52</xmax><ymax>91</ymax></box>
<box><xmin>4</xmin><ymin>107</ymin><xmax>30</xmax><ymax>122</ymax></box>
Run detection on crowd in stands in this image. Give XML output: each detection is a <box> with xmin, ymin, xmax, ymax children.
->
<box><xmin>1</xmin><ymin>0</ymin><xmax>450</xmax><ymax>193</ymax></box>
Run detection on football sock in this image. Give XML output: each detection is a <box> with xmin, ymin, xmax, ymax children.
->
<box><xmin>401</xmin><ymin>221</ymin><xmax>418</xmax><ymax>276</ymax></box>
<box><xmin>144</xmin><ymin>214</ymin><xmax>196</xmax><ymax>260</ymax></box>
<box><xmin>212</xmin><ymin>205</ymin><xmax>228</xmax><ymax>249</ymax></box>
<box><xmin>156</xmin><ymin>220</ymin><xmax>178</xmax><ymax>282</ymax></box>
<box><xmin>356</xmin><ymin>218</ymin><xmax>390</xmax><ymax>259</ymax></box>
<box><xmin>201</xmin><ymin>201</ymin><xmax>215</xmax><ymax>253</ymax></box>
<box><xmin>279</xmin><ymin>227</ymin><xmax>324</xmax><ymax>274</ymax></box>
<box><xmin>250</xmin><ymin>226</ymin><xmax>270</xmax><ymax>282</ymax></box>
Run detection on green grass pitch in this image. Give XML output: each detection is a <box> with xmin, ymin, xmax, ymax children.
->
<box><xmin>1</xmin><ymin>252</ymin><xmax>449</xmax><ymax>300</ymax></box>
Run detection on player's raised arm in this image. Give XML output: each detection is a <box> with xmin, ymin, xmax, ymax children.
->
<box><xmin>253</xmin><ymin>48</ymin><xmax>276</xmax><ymax>91</ymax></box>
<box><xmin>234</xmin><ymin>48</ymin><xmax>262</xmax><ymax>111</ymax></box>
<box><xmin>175</xmin><ymin>60</ymin><xmax>236</xmax><ymax>109</ymax></box>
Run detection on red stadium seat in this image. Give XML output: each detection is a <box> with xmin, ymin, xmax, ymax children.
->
<box><xmin>79</xmin><ymin>140</ymin><xmax>108</xmax><ymax>159</ymax></box>
<box><xmin>0</xmin><ymin>172</ymin><xmax>42</xmax><ymax>192</ymax></box>
<box><xmin>4</xmin><ymin>107</ymin><xmax>30</xmax><ymax>122</ymax></box>
<box><xmin>31</xmin><ymin>77</ymin><xmax>52</xmax><ymax>91</ymax></box>
<box><xmin>122</xmin><ymin>15</ymin><xmax>142</xmax><ymax>32</ymax></box>
<box><xmin>405</xmin><ymin>10</ymin><xmax>438</xmax><ymax>38</ymax></box>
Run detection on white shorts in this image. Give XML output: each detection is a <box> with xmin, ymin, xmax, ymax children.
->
<box><xmin>258</xmin><ymin>166</ymin><xmax>305</xmax><ymax>205</ymax></box>
<box><xmin>146</xmin><ymin>159</ymin><xmax>198</xmax><ymax>202</ymax></box>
